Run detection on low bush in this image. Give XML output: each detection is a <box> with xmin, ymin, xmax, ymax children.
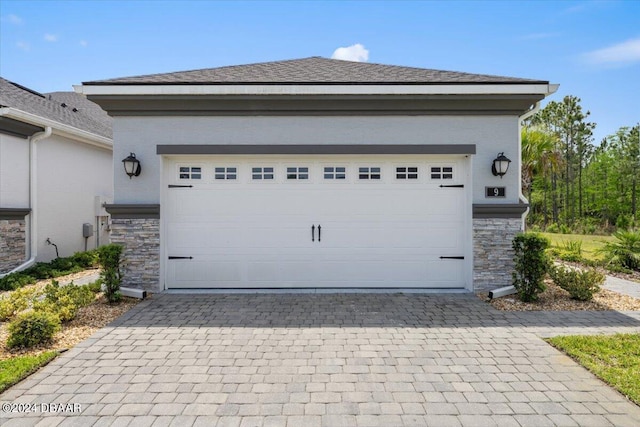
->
<box><xmin>6</xmin><ymin>311</ymin><xmax>61</xmax><ymax>349</ymax></box>
<box><xmin>557</xmin><ymin>240</ymin><xmax>583</xmax><ymax>262</ymax></box>
<box><xmin>512</xmin><ymin>233</ymin><xmax>550</xmax><ymax>302</ymax></box>
<box><xmin>33</xmin><ymin>280</ymin><xmax>95</xmax><ymax>322</ymax></box>
<box><xmin>0</xmin><ymin>273</ymin><xmax>35</xmax><ymax>292</ymax></box>
<box><xmin>549</xmin><ymin>265</ymin><xmax>605</xmax><ymax>301</ymax></box>
<box><xmin>0</xmin><ymin>287</ymin><xmax>38</xmax><ymax>321</ymax></box>
<box><xmin>598</xmin><ymin>230</ymin><xmax>640</xmax><ymax>271</ymax></box>
<box><xmin>0</xmin><ymin>250</ymin><xmax>98</xmax><ymax>291</ymax></box>
<box><xmin>98</xmin><ymin>244</ymin><xmax>123</xmax><ymax>303</ymax></box>
<box><xmin>86</xmin><ymin>279</ymin><xmax>103</xmax><ymax>294</ymax></box>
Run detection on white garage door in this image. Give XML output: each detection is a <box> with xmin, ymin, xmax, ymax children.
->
<box><xmin>163</xmin><ymin>155</ymin><xmax>470</xmax><ymax>289</ymax></box>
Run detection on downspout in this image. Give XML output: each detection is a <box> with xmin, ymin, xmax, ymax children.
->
<box><xmin>0</xmin><ymin>126</ymin><xmax>52</xmax><ymax>277</ymax></box>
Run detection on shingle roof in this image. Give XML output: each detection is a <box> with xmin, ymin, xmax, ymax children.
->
<box><xmin>0</xmin><ymin>77</ymin><xmax>112</xmax><ymax>139</ymax></box>
<box><xmin>83</xmin><ymin>57</ymin><xmax>547</xmax><ymax>85</ymax></box>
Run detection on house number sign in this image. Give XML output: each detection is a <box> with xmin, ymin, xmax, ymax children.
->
<box><xmin>485</xmin><ymin>187</ymin><xmax>506</xmax><ymax>198</ymax></box>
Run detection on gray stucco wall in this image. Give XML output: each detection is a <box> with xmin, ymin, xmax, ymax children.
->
<box><xmin>113</xmin><ymin>115</ymin><xmax>521</xmax><ymax>205</ymax></box>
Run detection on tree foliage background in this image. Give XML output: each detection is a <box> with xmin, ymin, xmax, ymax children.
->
<box><xmin>523</xmin><ymin>95</ymin><xmax>639</xmax><ymax>233</ymax></box>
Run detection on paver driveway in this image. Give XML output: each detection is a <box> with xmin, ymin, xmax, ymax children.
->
<box><xmin>2</xmin><ymin>293</ymin><xmax>640</xmax><ymax>427</ymax></box>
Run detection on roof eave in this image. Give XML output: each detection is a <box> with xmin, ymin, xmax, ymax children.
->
<box><xmin>0</xmin><ymin>107</ymin><xmax>113</xmax><ymax>150</ymax></box>
<box><xmin>76</xmin><ymin>83</ymin><xmax>558</xmax><ymax>97</ymax></box>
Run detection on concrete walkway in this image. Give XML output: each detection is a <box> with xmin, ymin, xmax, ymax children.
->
<box><xmin>604</xmin><ymin>275</ymin><xmax>640</xmax><ymax>299</ymax></box>
<box><xmin>2</xmin><ymin>293</ymin><xmax>640</xmax><ymax>427</ymax></box>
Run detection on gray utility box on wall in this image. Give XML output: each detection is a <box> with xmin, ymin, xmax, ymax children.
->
<box><xmin>82</xmin><ymin>223</ymin><xmax>94</xmax><ymax>238</ymax></box>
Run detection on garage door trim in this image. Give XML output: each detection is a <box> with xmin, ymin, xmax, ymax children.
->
<box><xmin>157</xmin><ymin>144</ymin><xmax>476</xmax><ymax>155</ymax></box>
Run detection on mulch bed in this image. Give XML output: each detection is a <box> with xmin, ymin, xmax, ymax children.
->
<box><xmin>478</xmin><ymin>279</ymin><xmax>640</xmax><ymax>312</ymax></box>
<box><xmin>0</xmin><ymin>270</ymin><xmax>142</xmax><ymax>360</ymax></box>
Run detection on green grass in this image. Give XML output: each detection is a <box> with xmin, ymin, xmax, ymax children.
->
<box><xmin>541</xmin><ymin>232</ymin><xmax>615</xmax><ymax>262</ymax></box>
<box><xmin>547</xmin><ymin>333</ymin><xmax>640</xmax><ymax>405</ymax></box>
<box><xmin>0</xmin><ymin>351</ymin><xmax>58</xmax><ymax>393</ymax></box>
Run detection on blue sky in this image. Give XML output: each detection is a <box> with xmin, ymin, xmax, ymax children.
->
<box><xmin>1</xmin><ymin>0</ymin><xmax>638</xmax><ymax>143</ymax></box>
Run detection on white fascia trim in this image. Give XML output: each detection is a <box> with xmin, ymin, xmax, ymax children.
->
<box><xmin>77</xmin><ymin>83</ymin><xmax>560</xmax><ymax>97</ymax></box>
<box><xmin>0</xmin><ymin>107</ymin><xmax>112</xmax><ymax>150</ymax></box>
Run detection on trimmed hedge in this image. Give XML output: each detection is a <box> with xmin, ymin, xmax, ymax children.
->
<box><xmin>512</xmin><ymin>233</ymin><xmax>551</xmax><ymax>302</ymax></box>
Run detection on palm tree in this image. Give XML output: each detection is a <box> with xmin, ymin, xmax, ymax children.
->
<box><xmin>521</xmin><ymin>126</ymin><xmax>562</xmax><ymax>225</ymax></box>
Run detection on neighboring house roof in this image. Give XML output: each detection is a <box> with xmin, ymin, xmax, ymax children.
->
<box><xmin>83</xmin><ymin>56</ymin><xmax>548</xmax><ymax>85</ymax></box>
<box><xmin>0</xmin><ymin>77</ymin><xmax>112</xmax><ymax>139</ymax></box>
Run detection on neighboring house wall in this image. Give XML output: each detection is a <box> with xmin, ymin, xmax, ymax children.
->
<box><xmin>0</xmin><ymin>133</ymin><xmax>30</xmax><ymax>272</ymax></box>
<box><xmin>112</xmin><ymin>115</ymin><xmax>522</xmax><ymax>205</ymax></box>
<box><xmin>36</xmin><ymin>134</ymin><xmax>112</xmax><ymax>262</ymax></box>
<box><xmin>0</xmin><ymin>133</ymin><xmax>30</xmax><ymax>208</ymax></box>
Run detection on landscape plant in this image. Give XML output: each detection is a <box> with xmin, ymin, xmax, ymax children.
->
<box><xmin>598</xmin><ymin>230</ymin><xmax>640</xmax><ymax>271</ymax></box>
<box><xmin>97</xmin><ymin>244</ymin><xmax>123</xmax><ymax>303</ymax></box>
<box><xmin>0</xmin><ymin>249</ymin><xmax>99</xmax><ymax>291</ymax></box>
<box><xmin>549</xmin><ymin>264</ymin><xmax>604</xmax><ymax>301</ymax></box>
<box><xmin>33</xmin><ymin>280</ymin><xmax>96</xmax><ymax>322</ymax></box>
<box><xmin>512</xmin><ymin>233</ymin><xmax>550</xmax><ymax>302</ymax></box>
<box><xmin>6</xmin><ymin>311</ymin><xmax>61</xmax><ymax>349</ymax></box>
<box><xmin>0</xmin><ymin>287</ymin><xmax>38</xmax><ymax>321</ymax></box>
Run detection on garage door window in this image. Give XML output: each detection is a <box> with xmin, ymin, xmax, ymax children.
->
<box><xmin>287</xmin><ymin>167</ymin><xmax>309</xmax><ymax>180</ymax></box>
<box><xmin>324</xmin><ymin>167</ymin><xmax>346</xmax><ymax>180</ymax></box>
<box><xmin>215</xmin><ymin>167</ymin><xmax>237</xmax><ymax>180</ymax></box>
<box><xmin>252</xmin><ymin>167</ymin><xmax>274</xmax><ymax>180</ymax></box>
<box><xmin>359</xmin><ymin>167</ymin><xmax>381</xmax><ymax>180</ymax></box>
<box><xmin>179</xmin><ymin>166</ymin><xmax>202</xmax><ymax>180</ymax></box>
<box><xmin>396</xmin><ymin>167</ymin><xmax>418</xmax><ymax>180</ymax></box>
<box><xmin>430</xmin><ymin>166</ymin><xmax>453</xmax><ymax>180</ymax></box>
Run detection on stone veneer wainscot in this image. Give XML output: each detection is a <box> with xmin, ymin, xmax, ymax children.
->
<box><xmin>109</xmin><ymin>217</ymin><xmax>160</xmax><ymax>291</ymax></box>
<box><xmin>473</xmin><ymin>217</ymin><xmax>523</xmax><ymax>291</ymax></box>
<box><xmin>105</xmin><ymin>204</ymin><xmax>160</xmax><ymax>291</ymax></box>
<box><xmin>0</xmin><ymin>219</ymin><xmax>26</xmax><ymax>273</ymax></box>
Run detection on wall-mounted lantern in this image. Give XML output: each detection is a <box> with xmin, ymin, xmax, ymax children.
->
<box><xmin>122</xmin><ymin>153</ymin><xmax>141</xmax><ymax>179</ymax></box>
<box><xmin>491</xmin><ymin>152</ymin><xmax>511</xmax><ymax>178</ymax></box>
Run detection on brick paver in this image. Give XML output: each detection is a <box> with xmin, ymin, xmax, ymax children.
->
<box><xmin>2</xmin><ymin>293</ymin><xmax>640</xmax><ymax>426</ymax></box>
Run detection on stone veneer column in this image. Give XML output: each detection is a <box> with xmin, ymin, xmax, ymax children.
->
<box><xmin>105</xmin><ymin>205</ymin><xmax>160</xmax><ymax>291</ymax></box>
<box><xmin>0</xmin><ymin>219</ymin><xmax>27</xmax><ymax>273</ymax></box>
<box><xmin>472</xmin><ymin>203</ymin><xmax>527</xmax><ymax>292</ymax></box>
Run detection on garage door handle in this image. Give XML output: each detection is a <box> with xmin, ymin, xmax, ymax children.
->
<box><xmin>168</xmin><ymin>256</ymin><xmax>193</xmax><ymax>260</ymax></box>
<box><xmin>311</xmin><ymin>225</ymin><xmax>315</xmax><ymax>242</ymax></box>
<box><xmin>318</xmin><ymin>225</ymin><xmax>321</xmax><ymax>242</ymax></box>
<box><xmin>440</xmin><ymin>256</ymin><xmax>464</xmax><ymax>259</ymax></box>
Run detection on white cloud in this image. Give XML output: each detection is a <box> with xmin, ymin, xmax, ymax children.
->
<box><xmin>331</xmin><ymin>43</ymin><xmax>369</xmax><ymax>62</ymax></box>
<box><xmin>16</xmin><ymin>41</ymin><xmax>30</xmax><ymax>52</ymax></box>
<box><xmin>79</xmin><ymin>40</ymin><xmax>88</xmax><ymax>47</ymax></box>
<box><xmin>8</xmin><ymin>14</ymin><xmax>23</xmax><ymax>24</ymax></box>
<box><xmin>583</xmin><ymin>37</ymin><xmax>640</xmax><ymax>66</ymax></box>
<box><xmin>44</xmin><ymin>33</ymin><xmax>58</xmax><ymax>42</ymax></box>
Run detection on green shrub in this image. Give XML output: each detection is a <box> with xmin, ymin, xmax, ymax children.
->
<box><xmin>0</xmin><ymin>273</ymin><xmax>35</xmax><ymax>292</ymax></box>
<box><xmin>0</xmin><ymin>287</ymin><xmax>39</xmax><ymax>321</ymax></box>
<box><xmin>71</xmin><ymin>250</ymin><xmax>99</xmax><ymax>268</ymax></box>
<box><xmin>549</xmin><ymin>265</ymin><xmax>605</xmax><ymax>301</ymax></box>
<box><xmin>557</xmin><ymin>240</ymin><xmax>583</xmax><ymax>262</ymax></box>
<box><xmin>598</xmin><ymin>230</ymin><xmax>640</xmax><ymax>271</ymax></box>
<box><xmin>512</xmin><ymin>233</ymin><xmax>550</xmax><ymax>302</ymax></box>
<box><xmin>86</xmin><ymin>279</ymin><xmax>103</xmax><ymax>294</ymax></box>
<box><xmin>0</xmin><ymin>250</ymin><xmax>98</xmax><ymax>292</ymax></box>
<box><xmin>33</xmin><ymin>280</ymin><xmax>95</xmax><ymax>322</ymax></box>
<box><xmin>7</xmin><ymin>311</ymin><xmax>61</xmax><ymax>349</ymax></box>
<box><xmin>98</xmin><ymin>244</ymin><xmax>123</xmax><ymax>303</ymax></box>
<box><xmin>546</xmin><ymin>223</ymin><xmax>560</xmax><ymax>233</ymax></box>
